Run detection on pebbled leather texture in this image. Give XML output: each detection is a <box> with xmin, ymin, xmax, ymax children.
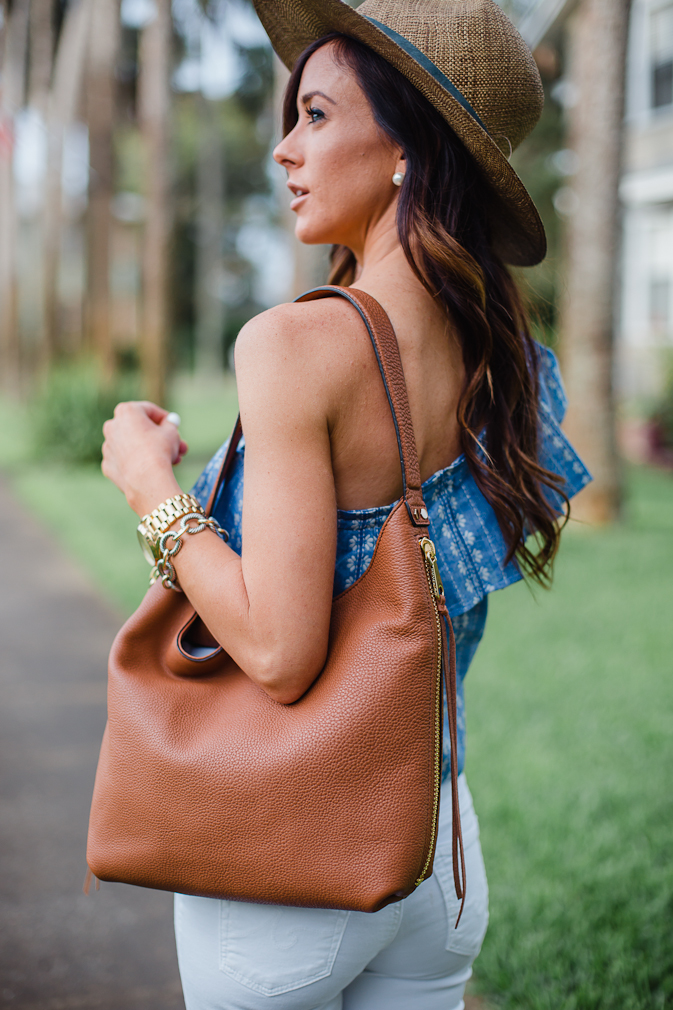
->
<box><xmin>87</xmin><ymin>286</ymin><xmax>462</xmax><ymax>913</ymax></box>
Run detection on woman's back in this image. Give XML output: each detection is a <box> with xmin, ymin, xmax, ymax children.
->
<box><xmin>322</xmin><ymin>275</ymin><xmax>465</xmax><ymax>510</ymax></box>
<box><xmin>235</xmin><ymin>277</ymin><xmax>463</xmax><ymax>513</ymax></box>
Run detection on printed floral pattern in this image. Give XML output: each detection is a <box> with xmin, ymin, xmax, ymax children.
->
<box><xmin>192</xmin><ymin>344</ymin><xmax>591</xmax><ymax>781</ymax></box>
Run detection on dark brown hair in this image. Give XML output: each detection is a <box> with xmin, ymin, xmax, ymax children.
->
<box><xmin>283</xmin><ymin>34</ymin><xmax>568</xmax><ymax>584</ymax></box>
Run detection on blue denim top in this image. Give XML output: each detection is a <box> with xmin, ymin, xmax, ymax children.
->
<box><xmin>191</xmin><ymin>344</ymin><xmax>591</xmax><ymax>781</ymax></box>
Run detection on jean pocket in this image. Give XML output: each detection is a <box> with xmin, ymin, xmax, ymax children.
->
<box><xmin>219</xmin><ymin>900</ymin><xmax>350</xmax><ymax>996</ymax></box>
<box><xmin>433</xmin><ymin>838</ymin><xmax>489</xmax><ymax>957</ymax></box>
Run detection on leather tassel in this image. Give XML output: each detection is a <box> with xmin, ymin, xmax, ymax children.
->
<box><xmin>438</xmin><ymin>595</ymin><xmax>467</xmax><ymax>927</ymax></box>
<box><xmin>83</xmin><ymin>866</ymin><xmax>99</xmax><ymax>895</ymax></box>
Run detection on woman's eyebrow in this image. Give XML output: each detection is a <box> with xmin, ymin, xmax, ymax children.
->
<box><xmin>300</xmin><ymin>90</ymin><xmax>336</xmax><ymax>105</ymax></box>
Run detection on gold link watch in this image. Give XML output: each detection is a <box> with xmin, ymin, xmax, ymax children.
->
<box><xmin>137</xmin><ymin>493</ymin><xmax>204</xmax><ymax>565</ymax></box>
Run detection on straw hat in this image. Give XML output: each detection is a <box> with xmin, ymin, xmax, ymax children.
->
<box><xmin>253</xmin><ymin>0</ymin><xmax>546</xmax><ymax>266</ymax></box>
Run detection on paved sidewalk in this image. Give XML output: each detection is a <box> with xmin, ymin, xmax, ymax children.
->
<box><xmin>0</xmin><ymin>477</ymin><xmax>184</xmax><ymax>1009</ymax></box>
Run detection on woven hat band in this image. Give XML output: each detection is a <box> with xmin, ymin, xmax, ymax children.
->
<box><xmin>364</xmin><ymin>16</ymin><xmax>490</xmax><ymax>137</ymax></box>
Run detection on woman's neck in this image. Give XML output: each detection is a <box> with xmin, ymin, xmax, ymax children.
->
<box><xmin>352</xmin><ymin>237</ymin><xmax>431</xmax><ymax>309</ymax></box>
<box><xmin>351</xmin><ymin>209</ymin><xmax>424</xmax><ymax>298</ymax></box>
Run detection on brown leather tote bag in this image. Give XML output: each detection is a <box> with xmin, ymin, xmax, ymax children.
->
<box><xmin>87</xmin><ymin>286</ymin><xmax>465</xmax><ymax>917</ymax></box>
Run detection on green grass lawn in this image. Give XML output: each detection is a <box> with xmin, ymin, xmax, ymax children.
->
<box><xmin>1</xmin><ymin>383</ymin><xmax>671</xmax><ymax>1008</ymax></box>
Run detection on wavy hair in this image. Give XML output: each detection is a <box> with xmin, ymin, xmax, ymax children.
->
<box><xmin>283</xmin><ymin>33</ymin><xmax>568</xmax><ymax>584</ymax></box>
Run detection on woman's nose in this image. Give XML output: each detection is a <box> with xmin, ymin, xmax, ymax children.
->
<box><xmin>273</xmin><ymin>130</ymin><xmax>302</xmax><ymax>169</ymax></box>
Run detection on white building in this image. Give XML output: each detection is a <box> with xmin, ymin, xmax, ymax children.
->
<box><xmin>621</xmin><ymin>0</ymin><xmax>673</xmax><ymax>401</ymax></box>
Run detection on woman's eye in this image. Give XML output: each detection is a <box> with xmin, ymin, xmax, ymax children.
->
<box><xmin>306</xmin><ymin>106</ymin><xmax>325</xmax><ymax>123</ymax></box>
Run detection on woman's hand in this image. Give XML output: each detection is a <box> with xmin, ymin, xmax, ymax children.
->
<box><xmin>101</xmin><ymin>401</ymin><xmax>189</xmax><ymax>517</ymax></box>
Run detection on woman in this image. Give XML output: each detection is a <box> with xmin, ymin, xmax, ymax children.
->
<box><xmin>101</xmin><ymin>1</ymin><xmax>590</xmax><ymax>1007</ymax></box>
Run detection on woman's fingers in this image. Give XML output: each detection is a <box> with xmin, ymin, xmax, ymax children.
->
<box><xmin>101</xmin><ymin>400</ymin><xmax>187</xmax><ymax>484</ymax></box>
<box><xmin>172</xmin><ymin>440</ymin><xmax>189</xmax><ymax>465</ymax></box>
<box><xmin>103</xmin><ymin>404</ymin><xmax>186</xmax><ymax>455</ymax></box>
<box><xmin>100</xmin><ymin>399</ymin><xmax>183</xmax><ymax>492</ymax></box>
<box><xmin>134</xmin><ymin>400</ymin><xmax>169</xmax><ymax>424</ymax></box>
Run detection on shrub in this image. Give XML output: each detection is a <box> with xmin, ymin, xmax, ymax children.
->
<box><xmin>31</xmin><ymin>362</ymin><xmax>140</xmax><ymax>466</ymax></box>
<box><xmin>648</xmin><ymin>354</ymin><xmax>673</xmax><ymax>466</ymax></box>
<box><xmin>651</xmin><ymin>388</ymin><xmax>673</xmax><ymax>450</ymax></box>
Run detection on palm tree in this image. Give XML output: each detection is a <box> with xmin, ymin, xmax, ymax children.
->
<box><xmin>0</xmin><ymin>0</ymin><xmax>30</xmax><ymax>392</ymax></box>
<box><xmin>138</xmin><ymin>0</ymin><xmax>172</xmax><ymax>406</ymax></box>
<box><xmin>558</xmin><ymin>0</ymin><xmax>633</xmax><ymax>524</ymax></box>
<box><xmin>84</xmin><ymin>0</ymin><xmax>121</xmax><ymax>379</ymax></box>
<box><xmin>194</xmin><ymin>96</ymin><xmax>226</xmax><ymax>374</ymax></box>
<box><xmin>43</xmin><ymin>0</ymin><xmax>92</xmax><ymax>368</ymax></box>
<box><xmin>28</xmin><ymin>0</ymin><xmax>55</xmax><ymax>112</ymax></box>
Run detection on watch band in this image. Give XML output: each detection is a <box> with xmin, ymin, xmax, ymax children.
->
<box><xmin>138</xmin><ymin>493</ymin><xmax>204</xmax><ymax>546</ymax></box>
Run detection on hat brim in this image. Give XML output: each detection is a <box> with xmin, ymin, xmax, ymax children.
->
<box><xmin>253</xmin><ymin>0</ymin><xmax>546</xmax><ymax>267</ymax></box>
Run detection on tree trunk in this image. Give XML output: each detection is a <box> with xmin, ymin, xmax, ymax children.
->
<box><xmin>28</xmin><ymin>0</ymin><xmax>55</xmax><ymax>113</ymax></box>
<box><xmin>84</xmin><ymin>0</ymin><xmax>120</xmax><ymax>378</ymax></box>
<box><xmin>42</xmin><ymin>0</ymin><xmax>92</xmax><ymax>368</ymax></box>
<box><xmin>138</xmin><ymin>0</ymin><xmax>172</xmax><ymax>406</ymax></box>
<box><xmin>24</xmin><ymin>0</ymin><xmax>56</xmax><ymax>379</ymax></box>
<box><xmin>559</xmin><ymin>0</ymin><xmax>632</xmax><ymax>525</ymax></box>
<box><xmin>0</xmin><ymin>0</ymin><xmax>6</xmax><ymax>71</ymax></box>
<box><xmin>273</xmin><ymin>55</ymin><xmax>328</xmax><ymax>301</ymax></box>
<box><xmin>0</xmin><ymin>0</ymin><xmax>8</xmax><ymax>386</ymax></box>
<box><xmin>194</xmin><ymin>95</ymin><xmax>226</xmax><ymax>375</ymax></box>
<box><xmin>0</xmin><ymin>0</ymin><xmax>30</xmax><ymax>394</ymax></box>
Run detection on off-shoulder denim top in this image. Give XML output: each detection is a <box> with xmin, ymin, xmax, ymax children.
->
<box><xmin>192</xmin><ymin>344</ymin><xmax>590</xmax><ymax>782</ymax></box>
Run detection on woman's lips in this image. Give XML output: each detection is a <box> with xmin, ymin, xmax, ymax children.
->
<box><xmin>288</xmin><ymin>184</ymin><xmax>309</xmax><ymax>211</ymax></box>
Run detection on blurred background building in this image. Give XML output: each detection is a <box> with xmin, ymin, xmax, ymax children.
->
<box><xmin>621</xmin><ymin>0</ymin><xmax>673</xmax><ymax>401</ymax></box>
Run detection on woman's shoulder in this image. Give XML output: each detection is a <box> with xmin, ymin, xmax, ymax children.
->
<box><xmin>234</xmin><ymin>298</ymin><xmax>380</xmax><ymax>428</ymax></box>
<box><xmin>235</xmin><ymin>297</ymin><xmax>365</xmax><ymax>367</ymax></box>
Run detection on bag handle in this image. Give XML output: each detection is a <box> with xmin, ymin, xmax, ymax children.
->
<box><xmin>206</xmin><ymin>286</ymin><xmax>430</xmax><ymax>527</ymax></box>
<box><xmin>298</xmin><ymin>287</ymin><xmax>429</xmax><ymax>526</ymax></box>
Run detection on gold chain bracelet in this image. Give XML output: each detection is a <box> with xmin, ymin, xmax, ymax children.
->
<box><xmin>151</xmin><ymin>512</ymin><xmax>229</xmax><ymax>591</ymax></box>
<box><xmin>137</xmin><ymin>492</ymin><xmax>205</xmax><ymax>566</ymax></box>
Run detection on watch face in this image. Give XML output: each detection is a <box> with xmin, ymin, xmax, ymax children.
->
<box><xmin>137</xmin><ymin>528</ymin><xmax>158</xmax><ymax>566</ymax></box>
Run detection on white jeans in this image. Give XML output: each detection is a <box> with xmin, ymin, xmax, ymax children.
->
<box><xmin>174</xmin><ymin>775</ymin><xmax>488</xmax><ymax>1010</ymax></box>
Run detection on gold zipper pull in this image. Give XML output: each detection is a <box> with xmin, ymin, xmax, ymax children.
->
<box><xmin>419</xmin><ymin>537</ymin><xmax>444</xmax><ymax>599</ymax></box>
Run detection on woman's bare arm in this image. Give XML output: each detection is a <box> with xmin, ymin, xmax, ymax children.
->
<box><xmin>101</xmin><ymin>301</ymin><xmax>340</xmax><ymax>704</ymax></box>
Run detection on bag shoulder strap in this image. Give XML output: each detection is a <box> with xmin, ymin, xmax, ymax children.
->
<box><xmin>207</xmin><ymin>286</ymin><xmax>429</xmax><ymax>527</ymax></box>
<box><xmin>205</xmin><ymin>414</ymin><xmax>242</xmax><ymax>515</ymax></box>
<box><xmin>298</xmin><ymin>286</ymin><xmax>429</xmax><ymax>526</ymax></box>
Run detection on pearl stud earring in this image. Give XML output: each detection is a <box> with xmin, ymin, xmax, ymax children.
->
<box><xmin>392</xmin><ymin>171</ymin><xmax>405</xmax><ymax>187</ymax></box>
